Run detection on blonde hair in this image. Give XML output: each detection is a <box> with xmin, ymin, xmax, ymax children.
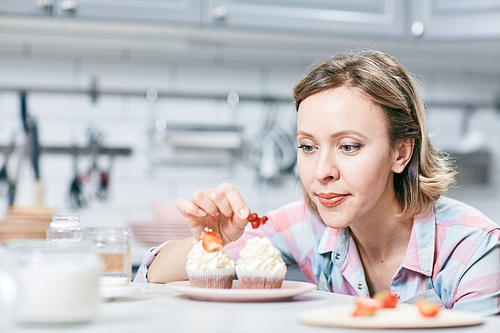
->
<box><xmin>293</xmin><ymin>50</ymin><xmax>456</xmax><ymax>219</ymax></box>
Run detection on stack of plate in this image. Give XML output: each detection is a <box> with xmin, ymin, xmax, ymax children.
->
<box><xmin>128</xmin><ymin>219</ymin><xmax>192</xmax><ymax>245</ymax></box>
<box><xmin>0</xmin><ymin>206</ymin><xmax>55</xmax><ymax>242</ymax></box>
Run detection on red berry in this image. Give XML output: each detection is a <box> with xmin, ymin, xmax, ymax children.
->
<box><xmin>248</xmin><ymin>213</ymin><xmax>258</xmax><ymax>222</ymax></box>
<box><xmin>247</xmin><ymin>213</ymin><xmax>269</xmax><ymax>229</ymax></box>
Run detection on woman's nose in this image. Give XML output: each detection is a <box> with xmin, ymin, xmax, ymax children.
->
<box><xmin>314</xmin><ymin>151</ymin><xmax>340</xmax><ymax>182</ymax></box>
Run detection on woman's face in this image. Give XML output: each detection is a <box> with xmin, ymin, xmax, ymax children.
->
<box><xmin>296</xmin><ymin>86</ymin><xmax>404</xmax><ymax>229</ymax></box>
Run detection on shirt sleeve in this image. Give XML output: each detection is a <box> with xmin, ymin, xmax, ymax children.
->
<box><xmin>452</xmin><ymin>228</ymin><xmax>500</xmax><ymax>315</ymax></box>
<box><xmin>132</xmin><ymin>241</ymin><xmax>170</xmax><ymax>283</ymax></box>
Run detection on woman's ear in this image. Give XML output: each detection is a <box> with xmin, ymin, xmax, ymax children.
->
<box><xmin>392</xmin><ymin>139</ymin><xmax>414</xmax><ymax>174</ymax></box>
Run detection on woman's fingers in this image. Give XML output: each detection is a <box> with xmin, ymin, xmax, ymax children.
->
<box><xmin>176</xmin><ymin>183</ymin><xmax>250</xmax><ymax>243</ymax></box>
<box><xmin>191</xmin><ymin>189</ymin><xmax>220</xmax><ymax>216</ymax></box>
<box><xmin>218</xmin><ymin>183</ymin><xmax>249</xmax><ymax>220</ymax></box>
<box><xmin>191</xmin><ymin>183</ymin><xmax>249</xmax><ymax>220</ymax></box>
<box><xmin>206</xmin><ymin>188</ymin><xmax>233</xmax><ymax>217</ymax></box>
<box><xmin>176</xmin><ymin>197</ymin><xmax>206</xmax><ymax>218</ymax></box>
<box><xmin>175</xmin><ymin>198</ymin><xmax>208</xmax><ymax>239</ymax></box>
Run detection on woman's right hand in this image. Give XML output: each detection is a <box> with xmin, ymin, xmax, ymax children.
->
<box><xmin>175</xmin><ymin>183</ymin><xmax>250</xmax><ymax>246</ymax></box>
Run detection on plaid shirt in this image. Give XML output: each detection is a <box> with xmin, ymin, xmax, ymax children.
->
<box><xmin>135</xmin><ymin>196</ymin><xmax>500</xmax><ymax>315</ymax></box>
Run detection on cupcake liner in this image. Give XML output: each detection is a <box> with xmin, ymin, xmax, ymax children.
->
<box><xmin>187</xmin><ymin>267</ymin><xmax>235</xmax><ymax>289</ymax></box>
<box><xmin>235</xmin><ymin>267</ymin><xmax>286</xmax><ymax>289</ymax></box>
<box><xmin>237</xmin><ymin>276</ymin><xmax>284</xmax><ymax>289</ymax></box>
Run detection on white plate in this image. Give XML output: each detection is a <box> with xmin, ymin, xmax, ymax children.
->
<box><xmin>100</xmin><ymin>284</ymin><xmax>141</xmax><ymax>299</ymax></box>
<box><xmin>299</xmin><ymin>304</ymin><xmax>484</xmax><ymax>329</ymax></box>
<box><xmin>165</xmin><ymin>280</ymin><xmax>317</xmax><ymax>302</ymax></box>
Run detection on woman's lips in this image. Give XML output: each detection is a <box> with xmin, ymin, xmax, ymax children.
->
<box><xmin>316</xmin><ymin>193</ymin><xmax>349</xmax><ymax>208</ymax></box>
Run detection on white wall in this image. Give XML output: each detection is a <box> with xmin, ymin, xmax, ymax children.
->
<box><xmin>1</xmin><ymin>35</ymin><xmax>500</xmax><ymax>265</ymax></box>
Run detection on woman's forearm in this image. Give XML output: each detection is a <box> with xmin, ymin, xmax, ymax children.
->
<box><xmin>147</xmin><ymin>236</ymin><xmax>198</xmax><ymax>283</ymax></box>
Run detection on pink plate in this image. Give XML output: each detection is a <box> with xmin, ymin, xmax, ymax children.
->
<box><xmin>164</xmin><ymin>280</ymin><xmax>317</xmax><ymax>302</ymax></box>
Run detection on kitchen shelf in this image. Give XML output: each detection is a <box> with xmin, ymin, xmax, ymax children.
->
<box><xmin>0</xmin><ymin>145</ymin><xmax>132</xmax><ymax>156</ymax></box>
<box><xmin>0</xmin><ymin>85</ymin><xmax>292</xmax><ymax>103</ymax></box>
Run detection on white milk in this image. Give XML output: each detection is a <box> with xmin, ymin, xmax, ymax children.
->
<box><xmin>100</xmin><ymin>275</ymin><xmax>129</xmax><ymax>286</ymax></box>
<box><xmin>11</xmin><ymin>244</ymin><xmax>101</xmax><ymax>324</ymax></box>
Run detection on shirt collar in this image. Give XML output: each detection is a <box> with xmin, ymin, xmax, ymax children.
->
<box><xmin>318</xmin><ymin>226</ymin><xmax>350</xmax><ymax>256</ymax></box>
<box><xmin>316</xmin><ymin>208</ymin><xmax>437</xmax><ymax>277</ymax></box>
<box><xmin>401</xmin><ymin>208</ymin><xmax>436</xmax><ymax>277</ymax></box>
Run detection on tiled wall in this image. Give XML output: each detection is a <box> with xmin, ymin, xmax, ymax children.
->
<box><xmin>1</xmin><ymin>48</ymin><xmax>499</xmax><ymax>264</ymax></box>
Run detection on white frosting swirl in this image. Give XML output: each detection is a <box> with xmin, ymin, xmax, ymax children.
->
<box><xmin>236</xmin><ymin>237</ymin><xmax>287</xmax><ymax>277</ymax></box>
<box><xmin>185</xmin><ymin>241</ymin><xmax>235</xmax><ymax>274</ymax></box>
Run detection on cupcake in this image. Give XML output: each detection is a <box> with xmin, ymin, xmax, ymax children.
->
<box><xmin>185</xmin><ymin>227</ymin><xmax>235</xmax><ymax>289</ymax></box>
<box><xmin>236</xmin><ymin>236</ymin><xmax>287</xmax><ymax>289</ymax></box>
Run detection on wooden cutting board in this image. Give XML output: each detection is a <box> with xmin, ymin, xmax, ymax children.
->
<box><xmin>299</xmin><ymin>304</ymin><xmax>484</xmax><ymax>329</ymax></box>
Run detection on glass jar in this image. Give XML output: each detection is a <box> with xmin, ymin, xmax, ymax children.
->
<box><xmin>84</xmin><ymin>227</ymin><xmax>131</xmax><ymax>286</ymax></box>
<box><xmin>46</xmin><ymin>214</ymin><xmax>83</xmax><ymax>242</ymax></box>
<box><xmin>8</xmin><ymin>240</ymin><xmax>101</xmax><ymax>324</ymax></box>
<box><xmin>0</xmin><ymin>246</ymin><xmax>17</xmax><ymax>329</ymax></box>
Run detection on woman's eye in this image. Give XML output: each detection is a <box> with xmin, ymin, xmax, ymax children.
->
<box><xmin>298</xmin><ymin>144</ymin><xmax>314</xmax><ymax>153</ymax></box>
<box><xmin>341</xmin><ymin>144</ymin><xmax>360</xmax><ymax>153</ymax></box>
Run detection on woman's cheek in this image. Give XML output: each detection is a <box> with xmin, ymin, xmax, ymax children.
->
<box><xmin>298</xmin><ymin>154</ymin><xmax>312</xmax><ymax>176</ymax></box>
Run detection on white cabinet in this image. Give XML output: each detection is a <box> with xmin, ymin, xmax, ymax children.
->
<box><xmin>3</xmin><ymin>1</ymin><xmax>500</xmax><ymax>40</ymax></box>
<box><xmin>0</xmin><ymin>0</ymin><xmax>55</xmax><ymax>16</ymax></box>
<box><xmin>0</xmin><ymin>0</ymin><xmax>201</xmax><ymax>24</ymax></box>
<box><xmin>205</xmin><ymin>0</ymin><xmax>406</xmax><ymax>37</ymax></box>
<box><xmin>411</xmin><ymin>0</ymin><xmax>500</xmax><ymax>39</ymax></box>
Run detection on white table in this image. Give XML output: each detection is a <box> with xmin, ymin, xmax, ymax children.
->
<box><xmin>8</xmin><ymin>282</ymin><xmax>500</xmax><ymax>333</ymax></box>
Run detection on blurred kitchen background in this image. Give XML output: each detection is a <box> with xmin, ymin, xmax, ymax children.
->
<box><xmin>1</xmin><ymin>1</ymin><xmax>500</xmax><ymax>266</ymax></box>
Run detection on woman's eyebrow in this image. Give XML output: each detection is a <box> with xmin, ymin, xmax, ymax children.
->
<box><xmin>330</xmin><ymin>130</ymin><xmax>367</xmax><ymax>139</ymax></box>
<box><xmin>295</xmin><ymin>130</ymin><xmax>312</xmax><ymax>137</ymax></box>
<box><xmin>296</xmin><ymin>129</ymin><xmax>366</xmax><ymax>139</ymax></box>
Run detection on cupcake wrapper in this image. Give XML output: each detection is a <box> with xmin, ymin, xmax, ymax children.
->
<box><xmin>235</xmin><ymin>267</ymin><xmax>286</xmax><ymax>289</ymax></box>
<box><xmin>187</xmin><ymin>267</ymin><xmax>235</xmax><ymax>289</ymax></box>
<box><xmin>237</xmin><ymin>276</ymin><xmax>283</xmax><ymax>289</ymax></box>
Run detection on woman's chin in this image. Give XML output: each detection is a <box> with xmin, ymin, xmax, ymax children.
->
<box><xmin>318</xmin><ymin>210</ymin><xmax>352</xmax><ymax>229</ymax></box>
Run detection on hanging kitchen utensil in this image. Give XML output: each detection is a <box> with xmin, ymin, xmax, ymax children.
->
<box><xmin>7</xmin><ymin>139</ymin><xmax>30</xmax><ymax>207</ymax></box>
<box><xmin>30</xmin><ymin>119</ymin><xmax>43</xmax><ymax>206</ymax></box>
<box><xmin>0</xmin><ymin>132</ymin><xmax>17</xmax><ymax>197</ymax></box>
<box><xmin>83</xmin><ymin>126</ymin><xmax>104</xmax><ymax>202</ymax></box>
<box><xmin>19</xmin><ymin>91</ymin><xmax>44</xmax><ymax>206</ymax></box>
<box><xmin>241</xmin><ymin>102</ymin><xmax>297</xmax><ymax>181</ymax></box>
<box><xmin>69</xmin><ymin>145</ymin><xmax>87</xmax><ymax>209</ymax></box>
<box><xmin>96</xmin><ymin>154</ymin><xmax>114</xmax><ymax>201</ymax></box>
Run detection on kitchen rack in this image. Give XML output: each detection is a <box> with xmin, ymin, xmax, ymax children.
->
<box><xmin>1</xmin><ymin>84</ymin><xmax>498</xmax><ymax>110</ymax></box>
<box><xmin>0</xmin><ymin>85</ymin><xmax>292</xmax><ymax>103</ymax></box>
<box><xmin>0</xmin><ymin>145</ymin><xmax>132</xmax><ymax>156</ymax></box>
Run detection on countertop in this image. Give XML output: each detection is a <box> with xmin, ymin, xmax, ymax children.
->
<box><xmin>7</xmin><ymin>282</ymin><xmax>500</xmax><ymax>333</ymax></box>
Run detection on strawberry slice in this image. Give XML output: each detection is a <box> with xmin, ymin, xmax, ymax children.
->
<box><xmin>373</xmin><ymin>291</ymin><xmax>398</xmax><ymax>308</ymax></box>
<box><xmin>415</xmin><ymin>298</ymin><xmax>440</xmax><ymax>317</ymax></box>
<box><xmin>352</xmin><ymin>298</ymin><xmax>382</xmax><ymax>317</ymax></box>
<box><xmin>199</xmin><ymin>227</ymin><xmax>223</xmax><ymax>252</ymax></box>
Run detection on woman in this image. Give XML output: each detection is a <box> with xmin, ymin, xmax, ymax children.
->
<box><xmin>136</xmin><ymin>50</ymin><xmax>500</xmax><ymax>315</ymax></box>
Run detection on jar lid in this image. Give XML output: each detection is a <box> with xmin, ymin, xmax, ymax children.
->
<box><xmin>50</xmin><ymin>221</ymin><xmax>81</xmax><ymax>228</ymax></box>
<box><xmin>50</xmin><ymin>214</ymin><xmax>81</xmax><ymax>228</ymax></box>
<box><xmin>84</xmin><ymin>227</ymin><xmax>129</xmax><ymax>241</ymax></box>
